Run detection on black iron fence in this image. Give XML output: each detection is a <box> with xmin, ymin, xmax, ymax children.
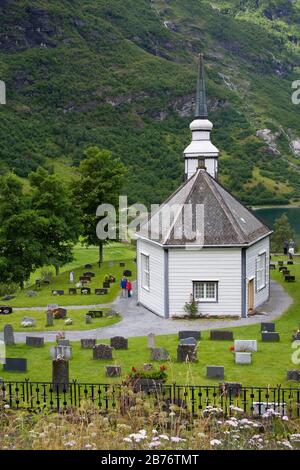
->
<box><xmin>1</xmin><ymin>379</ymin><xmax>300</xmax><ymax>418</ymax></box>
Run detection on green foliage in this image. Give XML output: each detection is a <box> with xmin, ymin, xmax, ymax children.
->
<box><xmin>128</xmin><ymin>366</ymin><xmax>168</xmax><ymax>383</ymax></box>
<box><xmin>184</xmin><ymin>297</ymin><xmax>199</xmax><ymax>318</ymax></box>
<box><xmin>0</xmin><ymin>282</ymin><xmax>18</xmax><ymax>297</ymax></box>
<box><xmin>271</xmin><ymin>213</ymin><xmax>295</xmax><ymax>252</ymax></box>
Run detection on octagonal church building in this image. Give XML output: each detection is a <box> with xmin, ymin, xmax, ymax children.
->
<box><xmin>136</xmin><ymin>55</ymin><xmax>272</xmax><ymax>318</ymax></box>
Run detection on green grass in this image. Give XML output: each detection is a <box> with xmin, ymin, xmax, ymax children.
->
<box><xmin>0</xmin><ymin>308</ymin><xmax>120</xmax><ymax>332</ymax></box>
<box><xmin>1</xmin><ymin>255</ymin><xmax>300</xmax><ymax>387</ymax></box>
<box><xmin>5</xmin><ymin>245</ymin><xmax>136</xmax><ymax>308</ymax></box>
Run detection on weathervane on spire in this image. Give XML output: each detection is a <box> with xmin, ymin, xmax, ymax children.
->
<box><xmin>195</xmin><ymin>53</ymin><xmax>208</xmax><ymax>119</ymax></box>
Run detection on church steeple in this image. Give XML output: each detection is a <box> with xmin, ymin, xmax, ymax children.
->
<box><xmin>183</xmin><ymin>53</ymin><xmax>219</xmax><ymax>180</ymax></box>
<box><xmin>195</xmin><ymin>54</ymin><xmax>208</xmax><ymax>119</ymax></box>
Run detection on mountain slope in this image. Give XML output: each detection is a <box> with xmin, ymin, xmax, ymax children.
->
<box><xmin>1</xmin><ymin>0</ymin><xmax>300</xmax><ymax>205</ymax></box>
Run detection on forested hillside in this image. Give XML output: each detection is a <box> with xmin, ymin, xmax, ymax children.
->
<box><xmin>1</xmin><ymin>0</ymin><xmax>300</xmax><ymax>205</ymax></box>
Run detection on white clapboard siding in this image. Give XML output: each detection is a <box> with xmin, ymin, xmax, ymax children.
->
<box><xmin>246</xmin><ymin>237</ymin><xmax>270</xmax><ymax>309</ymax></box>
<box><xmin>137</xmin><ymin>239</ymin><xmax>165</xmax><ymax>317</ymax></box>
<box><xmin>168</xmin><ymin>248</ymin><xmax>242</xmax><ymax>317</ymax></box>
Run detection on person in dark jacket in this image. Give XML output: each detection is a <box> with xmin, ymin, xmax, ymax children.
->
<box><xmin>283</xmin><ymin>240</ymin><xmax>289</xmax><ymax>256</ymax></box>
<box><xmin>120</xmin><ymin>276</ymin><xmax>127</xmax><ymax>298</ymax></box>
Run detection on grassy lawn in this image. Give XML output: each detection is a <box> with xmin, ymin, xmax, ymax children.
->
<box><xmin>1</xmin><ymin>255</ymin><xmax>300</xmax><ymax>387</ymax></box>
<box><xmin>3</xmin><ymin>249</ymin><xmax>136</xmax><ymax>308</ymax></box>
<box><xmin>0</xmin><ymin>308</ymin><xmax>120</xmax><ymax>332</ymax></box>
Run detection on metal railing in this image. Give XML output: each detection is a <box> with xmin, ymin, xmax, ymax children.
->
<box><xmin>1</xmin><ymin>379</ymin><xmax>300</xmax><ymax>418</ymax></box>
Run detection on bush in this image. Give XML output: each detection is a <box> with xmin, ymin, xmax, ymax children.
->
<box><xmin>0</xmin><ymin>282</ymin><xmax>18</xmax><ymax>297</ymax></box>
<box><xmin>128</xmin><ymin>365</ymin><xmax>168</xmax><ymax>383</ymax></box>
<box><xmin>184</xmin><ymin>296</ymin><xmax>199</xmax><ymax>318</ymax></box>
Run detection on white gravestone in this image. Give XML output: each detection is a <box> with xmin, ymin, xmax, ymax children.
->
<box><xmin>147</xmin><ymin>333</ymin><xmax>155</xmax><ymax>349</ymax></box>
<box><xmin>50</xmin><ymin>345</ymin><xmax>72</xmax><ymax>361</ymax></box>
<box><xmin>234</xmin><ymin>340</ymin><xmax>257</xmax><ymax>352</ymax></box>
<box><xmin>235</xmin><ymin>352</ymin><xmax>252</xmax><ymax>365</ymax></box>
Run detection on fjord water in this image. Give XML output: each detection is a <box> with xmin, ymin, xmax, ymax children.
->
<box><xmin>254</xmin><ymin>207</ymin><xmax>300</xmax><ymax>243</ymax></box>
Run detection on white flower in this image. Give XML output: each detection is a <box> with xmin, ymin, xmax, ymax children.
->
<box><xmin>123</xmin><ymin>437</ymin><xmax>132</xmax><ymax>443</ymax></box>
<box><xmin>171</xmin><ymin>436</ymin><xmax>186</xmax><ymax>443</ymax></box>
<box><xmin>280</xmin><ymin>440</ymin><xmax>293</xmax><ymax>450</ymax></box>
<box><xmin>149</xmin><ymin>441</ymin><xmax>161</xmax><ymax>448</ymax></box>
<box><xmin>152</xmin><ymin>429</ymin><xmax>158</xmax><ymax>434</ymax></box>
<box><xmin>85</xmin><ymin>444</ymin><xmax>93</xmax><ymax>449</ymax></box>
<box><xmin>64</xmin><ymin>440</ymin><xmax>76</xmax><ymax>447</ymax></box>
<box><xmin>282</xmin><ymin>415</ymin><xmax>289</xmax><ymax>421</ymax></box>
<box><xmin>159</xmin><ymin>434</ymin><xmax>169</xmax><ymax>441</ymax></box>
<box><xmin>197</xmin><ymin>432</ymin><xmax>206</xmax><ymax>438</ymax></box>
<box><xmin>4</xmin><ymin>404</ymin><xmax>10</xmax><ymax>409</ymax></box>
<box><xmin>210</xmin><ymin>439</ymin><xmax>222</xmax><ymax>446</ymax></box>
<box><xmin>225</xmin><ymin>419</ymin><xmax>238</xmax><ymax>427</ymax></box>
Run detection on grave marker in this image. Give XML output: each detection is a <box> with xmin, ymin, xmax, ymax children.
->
<box><xmin>3</xmin><ymin>324</ymin><xmax>14</xmax><ymax>345</ymax></box>
<box><xmin>206</xmin><ymin>366</ymin><xmax>224</xmax><ymax>379</ymax></box>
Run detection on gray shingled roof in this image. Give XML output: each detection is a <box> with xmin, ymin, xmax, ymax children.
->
<box><xmin>138</xmin><ymin>169</ymin><xmax>271</xmax><ymax>246</ymax></box>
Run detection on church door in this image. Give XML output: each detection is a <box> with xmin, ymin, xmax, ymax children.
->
<box><xmin>248</xmin><ymin>279</ymin><xmax>254</xmax><ymax>312</ymax></box>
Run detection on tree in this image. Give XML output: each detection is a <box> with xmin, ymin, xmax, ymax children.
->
<box><xmin>29</xmin><ymin>167</ymin><xmax>81</xmax><ymax>275</ymax></box>
<box><xmin>271</xmin><ymin>213</ymin><xmax>295</xmax><ymax>253</ymax></box>
<box><xmin>75</xmin><ymin>147</ymin><xmax>127</xmax><ymax>266</ymax></box>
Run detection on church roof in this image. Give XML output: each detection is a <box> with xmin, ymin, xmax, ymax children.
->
<box><xmin>138</xmin><ymin>169</ymin><xmax>271</xmax><ymax>247</ymax></box>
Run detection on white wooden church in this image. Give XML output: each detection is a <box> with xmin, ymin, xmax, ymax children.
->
<box><xmin>136</xmin><ymin>55</ymin><xmax>272</xmax><ymax>318</ymax></box>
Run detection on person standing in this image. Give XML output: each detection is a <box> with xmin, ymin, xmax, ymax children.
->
<box><xmin>120</xmin><ymin>276</ymin><xmax>127</xmax><ymax>298</ymax></box>
<box><xmin>126</xmin><ymin>279</ymin><xmax>132</xmax><ymax>298</ymax></box>
<box><xmin>289</xmin><ymin>239</ymin><xmax>296</xmax><ymax>260</ymax></box>
<box><xmin>283</xmin><ymin>240</ymin><xmax>289</xmax><ymax>256</ymax></box>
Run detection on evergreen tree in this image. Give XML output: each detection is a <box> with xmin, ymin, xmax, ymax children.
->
<box><xmin>75</xmin><ymin>147</ymin><xmax>127</xmax><ymax>266</ymax></box>
<box><xmin>271</xmin><ymin>213</ymin><xmax>295</xmax><ymax>253</ymax></box>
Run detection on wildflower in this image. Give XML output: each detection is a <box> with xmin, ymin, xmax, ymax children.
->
<box><xmin>64</xmin><ymin>440</ymin><xmax>76</xmax><ymax>447</ymax></box>
<box><xmin>4</xmin><ymin>404</ymin><xmax>10</xmax><ymax>409</ymax></box>
<box><xmin>131</xmin><ymin>367</ymin><xmax>137</xmax><ymax>373</ymax></box>
<box><xmin>149</xmin><ymin>441</ymin><xmax>161</xmax><ymax>448</ymax></box>
<box><xmin>210</xmin><ymin>439</ymin><xmax>222</xmax><ymax>447</ymax></box>
<box><xmin>225</xmin><ymin>419</ymin><xmax>238</xmax><ymax>427</ymax></box>
<box><xmin>280</xmin><ymin>440</ymin><xmax>293</xmax><ymax>450</ymax></box>
<box><xmin>85</xmin><ymin>444</ymin><xmax>93</xmax><ymax>449</ymax></box>
<box><xmin>152</xmin><ymin>429</ymin><xmax>158</xmax><ymax>434</ymax></box>
<box><xmin>169</xmin><ymin>411</ymin><xmax>176</xmax><ymax>417</ymax></box>
<box><xmin>159</xmin><ymin>434</ymin><xmax>169</xmax><ymax>441</ymax></box>
<box><xmin>160</xmin><ymin>364</ymin><xmax>167</xmax><ymax>371</ymax></box>
<box><xmin>171</xmin><ymin>436</ymin><xmax>186</xmax><ymax>443</ymax></box>
<box><xmin>123</xmin><ymin>437</ymin><xmax>132</xmax><ymax>443</ymax></box>
<box><xmin>229</xmin><ymin>405</ymin><xmax>244</xmax><ymax>413</ymax></box>
<box><xmin>197</xmin><ymin>432</ymin><xmax>206</xmax><ymax>438</ymax></box>
<box><xmin>282</xmin><ymin>415</ymin><xmax>289</xmax><ymax>421</ymax></box>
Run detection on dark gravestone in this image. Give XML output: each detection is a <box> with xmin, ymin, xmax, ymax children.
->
<box><xmin>287</xmin><ymin>370</ymin><xmax>300</xmax><ymax>382</ymax></box>
<box><xmin>120</xmin><ymin>262</ymin><xmax>125</xmax><ymax>267</ymax></box>
<box><xmin>123</xmin><ymin>270</ymin><xmax>132</xmax><ymax>277</ymax></box>
<box><xmin>57</xmin><ymin>339</ymin><xmax>70</xmax><ymax>347</ymax></box>
<box><xmin>52</xmin><ymin>290</ymin><xmax>64</xmax><ymax>296</ymax></box>
<box><xmin>81</xmin><ymin>338</ymin><xmax>96</xmax><ymax>349</ymax></box>
<box><xmin>285</xmin><ymin>275</ymin><xmax>296</xmax><ymax>282</ymax></box>
<box><xmin>262</xmin><ymin>332</ymin><xmax>280</xmax><ymax>342</ymax></box>
<box><xmin>69</xmin><ymin>288</ymin><xmax>77</xmax><ymax>295</ymax></box>
<box><xmin>2</xmin><ymin>295</ymin><xmax>14</xmax><ymax>301</ymax></box>
<box><xmin>210</xmin><ymin>330</ymin><xmax>233</xmax><ymax>341</ymax></box>
<box><xmin>84</xmin><ymin>272</ymin><xmax>95</xmax><ymax>277</ymax></box>
<box><xmin>81</xmin><ymin>287</ymin><xmax>91</xmax><ymax>295</ymax></box>
<box><xmin>287</xmin><ymin>260</ymin><xmax>294</xmax><ymax>265</ymax></box>
<box><xmin>261</xmin><ymin>323</ymin><xmax>275</xmax><ymax>332</ymax></box>
<box><xmin>4</xmin><ymin>324</ymin><xmax>14</xmax><ymax>345</ymax></box>
<box><xmin>46</xmin><ymin>310</ymin><xmax>53</xmax><ymax>327</ymax></box>
<box><xmin>53</xmin><ymin>308</ymin><xmax>67</xmax><ymax>319</ymax></box>
<box><xmin>93</xmin><ymin>344</ymin><xmax>113</xmax><ymax>360</ymax></box>
<box><xmin>150</xmin><ymin>348</ymin><xmax>170</xmax><ymax>361</ymax></box>
<box><xmin>179</xmin><ymin>337</ymin><xmax>197</xmax><ymax>346</ymax></box>
<box><xmin>207</xmin><ymin>366</ymin><xmax>224</xmax><ymax>380</ymax></box>
<box><xmin>105</xmin><ymin>365</ymin><xmax>121</xmax><ymax>377</ymax></box>
<box><xmin>85</xmin><ymin>315</ymin><xmax>92</xmax><ymax>324</ymax></box>
<box><xmin>278</xmin><ymin>261</ymin><xmax>284</xmax><ymax>266</ymax></box>
<box><xmin>52</xmin><ymin>359</ymin><xmax>69</xmax><ymax>393</ymax></box>
<box><xmin>292</xmin><ymin>331</ymin><xmax>300</xmax><ymax>341</ymax></box>
<box><xmin>88</xmin><ymin>310</ymin><xmax>103</xmax><ymax>318</ymax></box>
<box><xmin>270</xmin><ymin>263</ymin><xmax>276</xmax><ymax>270</ymax></box>
<box><xmin>282</xmin><ymin>270</ymin><xmax>290</xmax><ymax>276</ymax></box>
<box><xmin>178</xmin><ymin>331</ymin><xmax>201</xmax><ymax>341</ymax></box>
<box><xmin>177</xmin><ymin>344</ymin><xmax>197</xmax><ymax>362</ymax></box>
<box><xmin>0</xmin><ymin>306</ymin><xmax>13</xmax><ymax>315</ymax></box>
<box><xmin>219</xmin><ymin>382</ymin><xmax>242</xmax><ymax>397</ymax></box>
<box><xmin>279</xmin><ymin>266</ymin><xmax>287</xmax><ymax>272</ymax></box>
<box><xmin>80</xmin><ymin>276</ymin><xmax>91</xmax><ymax>282</ymax></box>
<box><xmin>110</xmin><ymin>336</ymin><xmax>128</xmax><ymax>350</ymax></box>
<box><xmin>95</xmin><ymin>288</ymin><xmax>108</xmax><ymax>295</ymax></box>
<box><xmin>26</xmin><ymin>336</ymin><xmax>44</xmax><ymax>347</ymax></box>
<box><xmin>4</xmin><ymin>358</ymin><xmax>27</xmax><ymax>372</ymax></box>
<box><xmin>103</xmin><ymin>281</ymin><xmax>110</xmax><ymax>289</ymax></box>
<box><xmin>84</xmin><ymin>264</ymin><xmax>92</xmax><ymax>269</ymax></box>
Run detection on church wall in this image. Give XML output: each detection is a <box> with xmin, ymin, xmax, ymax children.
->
<box><xmin>168</xmin><ymin>248</ymin><xmax>242</xmax><ymax>317</ymax></box>
<box><xmin>246</xmin><ymin>236</ymin><xmax>270</xmax><ymax>310</ymax></box>
<box><xmin>137</xmin><ymin>238</ymin><xmax>165</xmax><ymax>317</ymax></box>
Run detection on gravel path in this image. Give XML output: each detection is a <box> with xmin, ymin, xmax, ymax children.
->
<box><xmin>1</xmin><ymin>280</ymin><xmax>292</xmax><ymax>343</ymax></box>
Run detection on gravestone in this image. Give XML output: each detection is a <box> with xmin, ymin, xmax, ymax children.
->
<box><xmin>150</xmin><ymin>348</ymin><xmax>170</xmax><ymax>361</ymax></box>
<box><xmin>179</xmin><ymin>337</ymin><xmax>197</xmax><ymax>346</ymax></box>
<box><xmin>3</xmin><ymin>358</ymin><xmax>27</xmax><ymax>372</ymax></box>
<box><xmin>178</xmin><ymin>331</ymin><xmax>201</xmax><ymax>341</ymax></box>
<box><xmin>88</xmin><ymin>310</ymin><xmax>103</xmax><ymax>318</ymax></box>
<box><xmin>105</xmin><ymin>365</ymin><xmax>121</xmax><ymax>377</ymax></box>
<box><xmin>81</xmin><ymin>287</ymin><xmax>91</xmax><ymax>295</ymax></box>
<box><xmin>26</xmin><ymin>336</ymin><xmax>44</xmax><ymax>348</ymax></box>
<box><xmin>81</xmin><ymin>338</ymin><xmax>96</xmax><ymax>349</ymax></box>
<box><xmin>85</xmin><ymin>315</ymin><xmax>92</xmax><ymax>324</ymax></box>
<box><xmin>206</xmin><ymin>366</ymin><xmax>224</xmax><ymax>380</ymax></box>
<box><xmin>261</xmin><ymin>322</ymin><xmax>275</xmax><ymax>333</ymax></box>
<box><xmin>147</xmin><ymin>333</ymin><xmax>155</xmax><ymax>349</ymax></box>
<box><xmin>0</xmin><ymin>306</ymin><xmax>13</xmax><ymax>315</ymax></box>
<box><xmin>108</xmin><ymin>261</ymin><xmax>114</xmax><ymax>267</ymax></box>
<box><xmin>292</xmin><ymin>331</ymin><xmax>300</xmax><ymax>341</ymax></box>
<box><xmin>110</xmin><ymin>336</ymin><xmax>128</xmax><ymax>350</ymax></box>
<box><xmin>4</xmin><ymin>324</ymin><xmax>14</xmax><ymax>345</ymax></box>
<box><xmin>93</xmin><ymin>344</ymin><xmax>113</xmax><ymax>360</ymax></box>
<box><xmin>52</xmin><ymin>290</ymin><xmax>64</xmax><ymax>296</ymax></box>
<box><xmin>84</xmin><ymin>272</ymin><xmax>95</xmax><ymax>277</ymax></box>
<box><xmin>69</xmin><ymin>288</ymin><xmax>77</xmax><ymax>295</ymax></box>
<box><xmin>234</xmin><ymin>340</ymin><xmax>257</xmax><ymax>352</ymax></box>
<box><xmin>261</xmin><ymin>332</ymin><xmax>280</xmax><ymax>342</ymax></box>
<box><xmin>235</xmin><ymin>352</ymin><xmax>252</xmax><ymax>365</ymax></box>
<box><xmin>47</xmin><ymin>304</ymin><xmax>59</xmax><ymax>311</ymax></box>
<box><xmin>287</xmin><ymin>260</ymin><xmax>294</xmax><ymax>265</ymax></box>
<box><xmin>143</xmin><ymin>363</ymin><xmax>153</xmax><ymax>371</ymax></box>
<box><xmin>52</xmin><ymin>359</ymin><xmax>69</xmax><ymax>392</ymax></box>
<box><xmin>22</xmin><ymin>316</ymin><xmax>36</xmax><ymax>327</ymax></box>
<box><xmin>103</xmin><ymin>281</ymin><xmax>110</xmax><ymax>289</ymax></box>
<box><xmin>177</xmin><ymin>344</ymin><xmax>197</xmax><ymax>363</ymax></box>
<box><xmin>46</xmin><ymin>310</ymin><xmax>53</xmax><ymax>327</ymax></box>
<box><xmin>95</xmin><ymin>288</ymin><xmax>108</xmax><ymax>295</ymax></box>
<box><xmin>123</xmin><ymin>270</ymin><xmax>132</xmax><ymax>277</ymax></box>
<box><xmin>80</xmin><ymin>276</ymin><xmax>91</xmax><ymax>282</ymax></box>
<box><xmin>120</xmin><ymin>262</ymin><xmax>125</xmax><ymax>267</ymax></box>
<box><xmin>50</xmin><ymin>345</ymin><xmax>72</xmax><ymax>360</ymax></box>
<box><xmin>52</xmin><ymin>308</ymin><xmax>67</xmax><ymax>319</ymax></box>
<box><xmin>106</xmin><ymin>309</ymin><xmax>119</xmax><ymax>317</ymax></box>
<box><xmin>84</xmin><ymin>264</ymin><xmax>92</xmax><ymax>269</ymax></box>
<box><xmin>57</xmin><ymin>339</ymin><xmax>70</xmax><ymax>347</ymax></box>
<box><xmin>219</xmin><ymin>382</ymin><xmax>242</xmax><ymax>397</ymax></box>
<box><xmin>210</xmin><ymin>330</ymin><xmax>233</xmax><ymax>341</ymax></box>
<box><xmin>278</xmin><ymin>261</ymin><xmax>284</xmax><ymax>266</ymax></box>
<box><xmin>287</xmin><ymin>370</ymin><xmax>300</xmax><ymax>382</ymax></box>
